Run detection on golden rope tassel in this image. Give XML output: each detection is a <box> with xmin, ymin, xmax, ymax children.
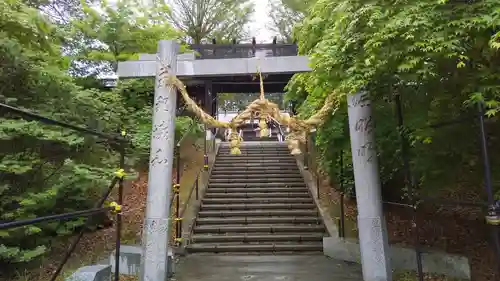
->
<box><xmin>229</xmin><ymin>127</ymin><xmax>242</xmax><ymax>155</ymax></box>
<box><xmin>257</xmin><ymin>68</ymin><xmax>270</xmax><ymax>138</ymax></box>
<box><xmin>258</xmin><ymin>63</ymin><xmax>265</xmax><ymax>101</ymax></box>
<box><xmin>286</xmin><ymin>131</ymin><xmax>303</xmax><ymax>155</ymax></box>
<box><xmin>304</xmin><ymin>93</ymin><xmax>340</xmax><ymax>126</ymax></box>
<box><xmin>166</xmin><ymin>75</ymin><xmax>230</xmax><ymax>129</ymax></box>
<box><xmin>259</xmin><ymin>117</ymin><xmax>269</xmax><ymax>138</ymax></box>
<box><xmin>281</xmin><ymin>93</ymin><xmax>340</xmax><ymax>155</ymax></box>
<box><xmin>289</xmin><ymin>140</ymin><xmax>301</xmax><ymax>155</ymax></box>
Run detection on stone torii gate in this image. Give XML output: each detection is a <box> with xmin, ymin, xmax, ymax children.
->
<box><xmin>117</xmin><ymin>40</ymin><xmax>391</xmax><ymax>281</ymax></box>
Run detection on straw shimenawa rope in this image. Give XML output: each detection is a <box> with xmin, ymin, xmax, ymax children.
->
<box><xmin>157</xmin><ymin>59</ymin><xmax>340</xmax><ymax>155</ymax></box>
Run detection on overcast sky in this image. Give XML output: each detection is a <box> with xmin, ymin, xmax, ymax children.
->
<box><xmin>249</xmin><ymin>0</ymin><xmax>275</xmax><ymax>43</ymax></box>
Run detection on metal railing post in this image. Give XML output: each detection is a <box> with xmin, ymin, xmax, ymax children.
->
<box><xmin>212</xmin><ymin>131</ymin><xmax>216</xmax><ymax>153</ymax></box>
<box><xmin>49</xmin><ymin>178</ymin><xmax>119</xmax><ymax>281</ymax></box>
<box><xmin>204</xmin><ymin>124</ymin><xmax>208</xmax><ymax>171</ymax></box>
<box><xmin>114</xmin><ymin>142</ymin><xmax>126</xmax><ymax>281</ymax></box>
<box><xmin>478</xmin><ymin>102</ymin><xmax>500</xmax><ymax>273</ymax></box>
<box><xmin>195</xmin><ymin>174</ymin><xmax>199</xmax><ymax>200</ymax></box>
<box><xmin>304</xmin><ymin>135</ymin><xmax>309</xmax><ymax>170</ymax></box>
<box><xmin>395</xmin><ymin>94</ymin><xmax>424</xmax><ymax>281</ymax></box>
<box><xmin>339</xmin><ymin>149</ymin><xmax>345</xmax><ymax>238</ymax></box>
<box><xmin>316</xmin><ymin>173</ymin><xmax>320</xmax><ymax>199</ymax></box>
<box><xmin>175</xmin><ymin>144</ymin><xmax>181</xmax><ymax>242</ymax></box>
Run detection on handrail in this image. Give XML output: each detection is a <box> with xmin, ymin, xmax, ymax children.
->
<box><xmin>174</xmin><ymin>154</ymin><xmax>212</xmax><ymax>243</ymax></box>
<box><xmin>174</xmin><ymin>117</ymin><xmax>202</xmax><ymax>201</ymax></box>
<box><xmin>171</xmin><ymin>119</ymin><xmax>216</xmax><ymax>245</ymax></box>
<box><xmin>180</xmin><ymin>168</ymin><xmax>203</xmax><ymax>219</ymax></box>
<box><xmin>267</xmin><ymin>116</ymin><xmax>285</xmax><ymax>142</ymax></box>
<box><xmin>172</xmin><ymin>118</ymin><xmax>200</xmax><ymax>245</ymax></box>
<box><xmin>174</xmin><ymin>165</ymin><xmax>204</xmax><ymax>245</ymax></box>
<box><xmin>0</xmin><ymin>103</ymin><xmax>127</xmax><ymax>143</ymax></box>
<box><xmin>49</xmin><ymin>172</ymin><xmax>125</xmax><ymax>281</ymax></box>
<box><xmin>0</xmin><ymin>207</ymin><xmax>115</xmax><ymax>230</ymax></box>
<box><xmin>268</xmin><ymin>115</ymin><xmax>281</xmax><ymax>126</ymax></box>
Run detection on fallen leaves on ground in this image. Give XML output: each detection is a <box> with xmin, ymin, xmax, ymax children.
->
<box><xmin>316</xmin><ymin>172</ymin><xmax>497</xmax><ymax>281</ymax></box>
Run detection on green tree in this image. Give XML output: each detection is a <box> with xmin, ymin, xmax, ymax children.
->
<box><xmin>268</xmin><ymin>0</ymin><xmax>315</xmax><ymax>42</ymax></box>
<box><xmin>71</xmin><ymin>0</ymin><xmax>200</xmax><ymax>165</ymax></box>
<box><xmin>166</xmin><ymin>0</ymin><xmax>255</xmax><ymax>44</ymax></box>
<box><xmin>71</xmin><ymin>0</ymin><xmax>181</xmax><ymax>73</ymax></box>
<box><xmin>287</xmin><ymin>0</ymin><xmax>500</xmax><ymax>198</ymax></box>
<box><xmin>23</xmin><ymin>0</ymin><xmax>86</xmax><ymax>23</ymax></box>
<box><xmin>0</xmin><ymin>0</ymin><xmax>126</xmax><ymax>265</ymax></box>
<box><xmin>0</xmin><ymin>0</ymin><xmax>198</xmax><ymax>270</ymax></box>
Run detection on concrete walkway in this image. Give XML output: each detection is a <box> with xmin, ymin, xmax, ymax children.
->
<box><xmin>172</xmin><ymin>255</ymin><xmax>363</xmax><ymax>281</ymax></box>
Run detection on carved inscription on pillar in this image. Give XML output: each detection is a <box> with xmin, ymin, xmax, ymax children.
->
<box><xmin>348</xmin><ymin>92</ymin><xmax>376</xmax><ymax>163</ymax></box>
<box><xmin>142</xmin><ymin>218</ymin><xmax>169</xmax><ymax>281</ymax></box>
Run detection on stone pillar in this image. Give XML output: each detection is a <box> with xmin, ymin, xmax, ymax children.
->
<box><xmin>140</xmin><ymin>40</ymin><xmax>179</xmax><ymax>281</ymax></box>
<box><xmin>346</xmin><ymin>91</ymin><xmax>392</xmax><ymax>281</ymax></box>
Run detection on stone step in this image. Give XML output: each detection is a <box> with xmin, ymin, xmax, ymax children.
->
<box><xmin>191</xmin><ymin>233</ymin><xmax>325</xmax><ymax>243</ymax></box>
<box><xmin>213</xmin><ymin>163</ymin><xmax>299</xmax><ymax>168</ymax></box>
<box><xmin>208</xmin><ymin>182</ymin><xmax>305</xmax><ymax>188</ymax></box>
<box><xmin>241</xmin><ymin>132</ymin><xmax>279</xmax><ymax>135</ymax></box>
<box><xmin>218</xmin><ymin>151</ymin><xmax>293</xmax><ymax>157</ymax></box>
<box><xmin>243</xmin><ymin>138</ymin><xmax>279</xmax><ymax>142</ymax></box>
<box><xmin>209</xmin><ymin>178</ymin><xmax>304</xmax><ymax>184</ymax></box>
<box><xmin>241</xmin><ymin>127</ymin><xmax>278</xmax><ymax>131</ymax></box>
<box><xmin>219</xmin><ymin>148</ymin><xmax>289</xmax><ymax>151</ymax></box>
<box><xmin>198</xmin><ymin>209</ymin><xmax>318</xmax><ymax>218</ymax></box>
<box><xmin>212</xmin><ymin>170</ymin><xmax>302</xmax><ymax>177</ymax></box>
<box><xmin>200</xmin><ymin>203</ymin><xmax>316</xmax><ymax>211</ymax></box>
<box><xmin>204</xmin><ymin>192</ymin><xmax>310</xmax><ymax>198</ymax></box>
<box><xmin>206</xmin><ymin>187</ymin><xmax>307</xmax><ymax>193</ymax></box>
<box><xmin>221</xmin><ymin>140</ymin><xmax>287</xmax><ymax>144</ymax></box>
<box><xmin>195</xmin><ymin>216</ymin><xmax>321</xmax><ymax>225</ymax></box>
<box><xmin>214</xmin><ymin>160</ymin><xmax>296</xmax><ymax>165</ymax></box>
<box><xmin>211</xmin><ymin>169</ymin><xmax>300</xmax><ymax>175</ymax></box>
<box><xmin>241</xmin><ymin>130</ymin><xmax>279</xmax><ymax>134</ymax></box>
<box><xmin>215</xmin><ymin>158</ymin><xmax>297</xmax><ymax>163</ymax></box>
<box><xmin>241</xmin><ymin>128</ymin><xmax>279</xmax><ymax>132</ymax></box>
<box><xmin>185</xmin><ymin>242</ymin><xmax>323</xmax><ymax>253</ymax></box>
<box><xmin>218</xmin><ymin>153</ymin><xmax>291</xmax><ymax>157</ymax></box>
<box><xmin>213</xmin><ymin>164</ymin><xmax>295</xmax><ymax>168</ymax></box>
<box><xmin>242</xmin><ymin>129</ymin><xmax>280</xmax><ymax>133</ymax></box>
<box><xmin>193</xmin><ymin>224</ymin><xmax>325</xmax><ymax>234</ymax></box>
<box><xmin>214</xmin><ymin>162</ymin><xmax>297</xmax><ymax>168</ymax></box>
<box><xmin>219</xmin><ymin>148</ymin><xmax>289</xmax><ymax>152</ymax></box>
<box><xmin>210</xmin><ymin>174</ymin><xmax>303</xmax><ymax>180</ymax></box>
<box><xmin>202</xmin><ymin>197</ymin><xmax>313</xmax><ymax>204</ymax></box>
<box><xmin>216</xmin><ymin>156</ymin><xmax>294</xmax><ymax>160</ymax></box>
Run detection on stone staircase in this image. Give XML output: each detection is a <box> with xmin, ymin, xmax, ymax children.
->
<box><xmin>186</xmin><ymin>142</ymin><xmax>327</xmax><ymax>254</ymax></box>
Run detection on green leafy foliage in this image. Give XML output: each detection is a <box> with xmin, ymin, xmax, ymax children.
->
<box><xmin>66</xmin><ymin>0</ymin><xmax>197</xmax><ymax>168</ymax></box>
<box><xmin>70</xmin><ymin>0</ymin><xmax>182</xmax><ymax>74</ymax></box>
<box><xmin>268</xmin><ymin>0</ymin><xmax>315</xmax><ymax>42</ymax></box>
<box><xmin>287</xmin><ymin>0</ymin><xmax>500</xmax><ymax>199</ymax></box>
<box><xmin>0</xmin><ymin>0</ymin><xmax>126</xmax><ymax>265</ymax></box>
